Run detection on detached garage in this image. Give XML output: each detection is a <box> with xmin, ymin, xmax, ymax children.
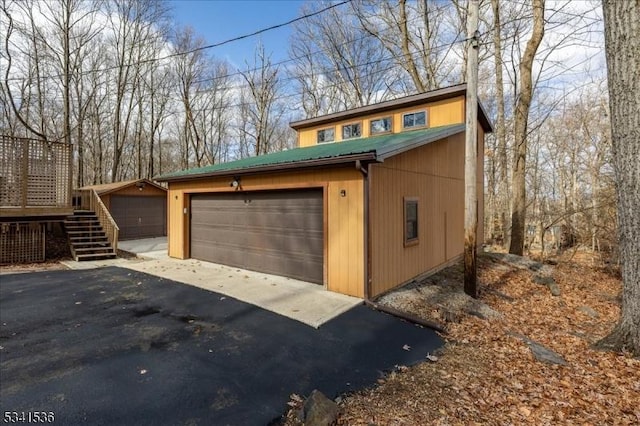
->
<box><xmin>79</xmin><ymin>179</ymin><xmax>167</xmax><ymax>240</ymax></box>
<box><xmin>157</xmin><ymin>84</ymin><xmax>492</xmax><ymax>298</ymax></box>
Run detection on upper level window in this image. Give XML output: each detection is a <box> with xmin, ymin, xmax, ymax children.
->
<box><xmin>342</xmin><ymin>122</ymin><xmax>362</xmax><ymax>139</ymax></box>
<box><xmin>370</xmin><ymin>117</ymin><xmax>392</xmax><ymax>134</ymax></box>
<box><xmin>403</xmin><ymin>111</ymin><xmax>427</xmax><ymax>129</ymax></box>
<box><xmin>317</xmin><ymin>127</ymin><xmax>335</xmax><ymax>144</ymax></box>
<box><xmin>404</xmin><ymin>197</ymin><xmax>419</xmax><ymax>246</ymax></box>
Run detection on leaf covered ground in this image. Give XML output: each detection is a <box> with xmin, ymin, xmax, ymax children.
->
<box><xmin>334</xmin><ymin>252</ymin><xmax>639</xmax><ymax>425</ymax></box>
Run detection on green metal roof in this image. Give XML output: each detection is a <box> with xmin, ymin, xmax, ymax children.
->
<box><xmin>157</xmin><ymin>124</ymin><xmax>465</xmax><ymax>181</ymax></box>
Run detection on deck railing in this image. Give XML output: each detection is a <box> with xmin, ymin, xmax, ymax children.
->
<box><xmin>75</xmin><ymin>189</ymin><xmax>120</xmax><ymax>251</ymax></box>
<box><xmin>0</xmin><ymin>135</ymin><xmax>72</xmax><ymax>213</ymax></box>
<box><xmin>0</xmin><ymin>135</ymin><xmax>71</xmax><ymax>209</ymax></box>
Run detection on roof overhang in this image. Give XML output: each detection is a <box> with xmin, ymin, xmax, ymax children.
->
<box><xmin>157</xmin><ymin>153</ymin><xmax>378</xmax><ymax>183</ymax></box>
<box><xmin>79</xmin><ymin>178</ymin><xmax>166</xmax><ymax>195</ymax></box>
<box><xmin>289</xmin><ymin>83</ymin><xmax>493</xmax><ymax>133</ymax></box>
<box><xmin>157</xmin><ymin>124</ymin><xmax>466</xmax><ymax>183</ymax></box>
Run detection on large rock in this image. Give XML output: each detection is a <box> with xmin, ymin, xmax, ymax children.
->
<box><xmin>527</xmin><ymin>340</ymin><xmax>568</xmax><ymax>365</ymax></box>
<box><xmin>297</xmin><ymin>390</ymin><xmax>339</xmax><ymax>426</ymax></box>
<box><xmin>533</xmin><ymin>274</ymin><xmax>561</xmax><ymax>296</ymax></box>
<box><xmin>510</xmin><ymin>333</ymin><xmax>568</xmax><ymax>366</ymax></box>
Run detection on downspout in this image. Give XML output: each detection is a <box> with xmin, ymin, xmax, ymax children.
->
<box><xmin>356</xmin><ymin>160</ymin><xmax>371</xmax><ymax>300</ymax></box>
<box><xmin>356</xmin><ymin>160</ymin><xmax>446</xmax><ymax>335</ymax></box>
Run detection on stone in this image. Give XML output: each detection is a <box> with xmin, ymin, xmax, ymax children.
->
<box><xmin>297</xmin><ymin>390</ymin><xmax>339</xmax><ymax>426</ymax></box>
<box><xmin>577</xmin><ymin>306</ymin><xmax>599</xmax><ymax>318</ymax></box>
<box><xmin>526</xmin><ymin>340</ymin><xmax>568</xmax><ymax>365</ymax></box>
<box><xmin>547</xmin><ymin>281</ymin><xmax>561</xmax><ymax>297</ymax></box>
<box><xmin>509</xmin><ymin>332</ymin><xmax>568</xmax><ymax>366</ymax></box>
<box><xmin>533</xmin><ymin>275</ymin><xmax>561</xmax><ymax>296</ymax></box>
<box><xmin>533</xmin><ymin>275</ymin><xmax>554</xmax><ymax>286</ymax></box>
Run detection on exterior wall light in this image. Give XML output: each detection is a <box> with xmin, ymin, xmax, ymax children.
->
<box><xmin>230</xmin><ymin>176</ymin><xmax>241</xmax><ymax>190</ymax></box>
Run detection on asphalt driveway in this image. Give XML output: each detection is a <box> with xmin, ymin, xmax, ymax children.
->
<box><xmin>0</xmin><ymin>267</ymin><xmax>443</xmax><ymax>425</ymax></box>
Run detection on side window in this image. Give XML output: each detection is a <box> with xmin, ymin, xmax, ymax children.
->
<box><xmin>317</xmin><ymin>127</ymin><xmax>335</xmax><ymax>144</ymax></box>
<box><xmin>402</xmin><ymin>111</ymin><xmax>427</xmax><ymax>129</ymax></box>
<box><xmin>404</xmin><ymin>197</ymin><xmax>419</xmax><ymax>246</ymax></box>
<box><xmin>370</xmin><ymin>117</ymin><xmax>392</xmax><ymax>135</ymax></box>
<box><xmin>342</xmin><ymin>122</ymin><xmax>362</xmax><ymax>139</ymax></box>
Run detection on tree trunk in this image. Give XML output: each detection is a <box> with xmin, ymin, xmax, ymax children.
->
<box><xmin>464</xmin><ymin>0</ymin><xmax>479</xmax><ymax>298</ymax></box>
<box><xmin>491</xmin><ymin>0</ymin><xmax>509</xmax><ymax>248</ymax></box>
<box><xmin>597</xmin><ymin>0</ymin><xmax>640</xmax><ymax>355</ymax></box>
<box><xmin>509</xmin><ymin>0</ymin><xmax>545</xmax><ymax>256</ymax></box>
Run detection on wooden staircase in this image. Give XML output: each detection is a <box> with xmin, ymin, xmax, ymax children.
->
<box><xmin>64</xmin><ymin>210</ymin><xmax>117</xmax><ymax>261</ymax></box>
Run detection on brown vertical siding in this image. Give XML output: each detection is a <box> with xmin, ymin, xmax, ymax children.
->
<box><xmin>369</xmin><ymin>130</ymin><xmax>484</xmax><ymax>297</ymax></box>
<box><xmin>167</xmin><ymin>167</ymin><xmax>365</xmax><ymax>298</ymax></box>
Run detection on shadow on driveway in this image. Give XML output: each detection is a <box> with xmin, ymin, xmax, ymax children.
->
<box><xmin>0</xmin><ymin>267</ymin><xmax>443</xmax><ymax>425</ymax></box>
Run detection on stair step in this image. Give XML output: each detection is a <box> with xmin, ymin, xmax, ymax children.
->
<box><xmin>76</xmin><ymin>252</ymin><xmax>117</xmax><ymax>261</ymax></box>
<box><xmin>66</xmin><ymin>231</ymin><xmax>107</xmax><ymax>236</ymax></box>
<box><xmin>65</xmin><ymin>223</ymin><xmax>102</xmax><ymax>231</ymax></box>
<box><xmin>73</xmin><ymin>246</ymin><xmax>114</xmax><ymax>253</ymax></box>
<box><xmin>70</xmin><ymin>242</ymin><xmax>111</xmax><ymax>248</ymax></box>
<box><xmin>65</xmin><ymin>219</ymin><xmax>99</xmax><ymax>224</ymax></box>
<box><xmin>69</xmin><ymin>236</ymin><xmax>108</xmax><ymax>241</ymax></box>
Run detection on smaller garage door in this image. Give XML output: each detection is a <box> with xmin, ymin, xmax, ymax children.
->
<box><xmin>190</xmin><ymin>190</ymin><xmax>323</xmax><ymax>284</ymax></box>
<box><xmin>111</xmin><ymin>195</ymin><xmax>167</xmax><ymax>240</ymax></box>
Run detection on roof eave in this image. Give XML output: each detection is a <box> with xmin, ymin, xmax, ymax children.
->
<box><xmin>90</xmin><ymin>178</ymin><xmax>166</xmax><ymax>196</ymax></box>
<box><xmin>156</xmin><ymin>152</ymin><xmax>378</xmax><ymax>183</ymax></box>
<box><xmin>289</xmin><ymin>83</ymin><xmax>494</xmax><ymax>134</ymax></box>
<box><xmin>289</xmin><ymin>84</ymin><xmax>468</xmax><ymax>130</ymax></box>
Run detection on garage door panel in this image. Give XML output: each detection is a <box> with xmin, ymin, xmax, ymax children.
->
<box><xmin>244</xmin><ymin>231</ymin><xmax>323</xmax><ymax>256</ymax></box>
<box><xmin>111</xmin><ymin>195</ymin><xmax>166</xmax><ymax>240</ymax></box>
<box><xmin>242</xmin><ymin>248</ymin><xmax>323</xmax><ymax>283</ymax></box>
<box><xmin>190</xmin><ymin>189</ymin><xmax>323</xmax><ymax>284</ymax></box>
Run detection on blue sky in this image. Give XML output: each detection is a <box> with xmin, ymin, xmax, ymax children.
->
<box><xmin>169</xmin><ymin>0</ymin><xmax>307</xmax><ymax>69</ymax></box>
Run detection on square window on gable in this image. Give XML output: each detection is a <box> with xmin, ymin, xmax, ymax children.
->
<box><xmin>402</xmin><ymin>111</ymin><xmax>427</xmax><ymax>129</ymax></box>
<box><xmin>317</xmin><ymin>127</ymin><xmax>335</xmax><ymax>144</ymax></box>
<box><xmin>370</xmin><ymin>117</ymin><xmax>392</xmax><ymax>134</ymax></box>
<box><xmin>342</xmin><ymin>122</ymin><xmax>362</xmax><ymax>139</ymax></box>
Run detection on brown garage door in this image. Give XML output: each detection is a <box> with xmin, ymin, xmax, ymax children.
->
<box><xmin>190</xmin><ymin>189</ymin><xmax>323</xmax><ymax>284</ymax></box>
<box><xmin>110</xmin><ymin>195</ymin><xmax>167</xmax><ymax>240</ymax></box>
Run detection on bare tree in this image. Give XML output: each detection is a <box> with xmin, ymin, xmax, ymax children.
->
<box><xmin>290</xmin><ymin>1</ymin><xmax>395</xmax><ymax>116</ymax></box>
<box><xmin>509</xmin><ymin>0</ymin><xmax>545</xmax><ymax>255</ymax></box>
<box><xmin>490</xmin><ymin>0</ymin><xmax>509</xmax><ymax>247</ymax></box>
<box><xmin>238</xmin><ymin>44</ymin><xmax>287</xmax><ymax>157</ymax></box>
<box><xmin>597</xmin><ymin>0</ymin><xmax>640</xmax><ymax>355</ymax></box>
<box><xmin>105</xmin><ymin>0</ymin><xmax>168</xmax><ymax>181</ymax></box>
<box><xmin>355</xmin><ymin>0</ymin><xmax>465</xmax><ymax>92</ymax></box>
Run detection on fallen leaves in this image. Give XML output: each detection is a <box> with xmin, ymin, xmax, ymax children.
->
<box><xmin>334</xmin><ymin>251</ymin><xmax>639</xmax><ymax>425</ymax></box>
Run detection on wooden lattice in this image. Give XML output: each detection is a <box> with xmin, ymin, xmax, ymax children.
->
<box><xmin>0</xmin><ymin>222</ymin><xmax>45</xmax><ymax>264</ymax></box>
<box><xmin>0</xmin><ymin>135</ymin><xmax>71</xmax><ymax>209</ymax></box>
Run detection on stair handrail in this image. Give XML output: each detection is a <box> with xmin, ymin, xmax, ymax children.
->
<box><xmin>79</xmin><ymin>189</ymin><xmax>120</xmax><ymax>252</ymax></box>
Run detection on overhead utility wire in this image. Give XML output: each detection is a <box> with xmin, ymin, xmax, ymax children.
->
<box><xmin>162</xmin><ymin>36</ymin><xmax>469</xmax><ymax>117</ymax></box>
<box><xmin>4</xmin><ymin>0</ymin><xmax>352</xmax><ymax>82</ymax></box>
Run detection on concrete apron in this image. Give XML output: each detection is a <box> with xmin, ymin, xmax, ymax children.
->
<box><xmin>63</xmin><ymin>255</ymin><xmax>362</xmax><ymax>328</ymax></box>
